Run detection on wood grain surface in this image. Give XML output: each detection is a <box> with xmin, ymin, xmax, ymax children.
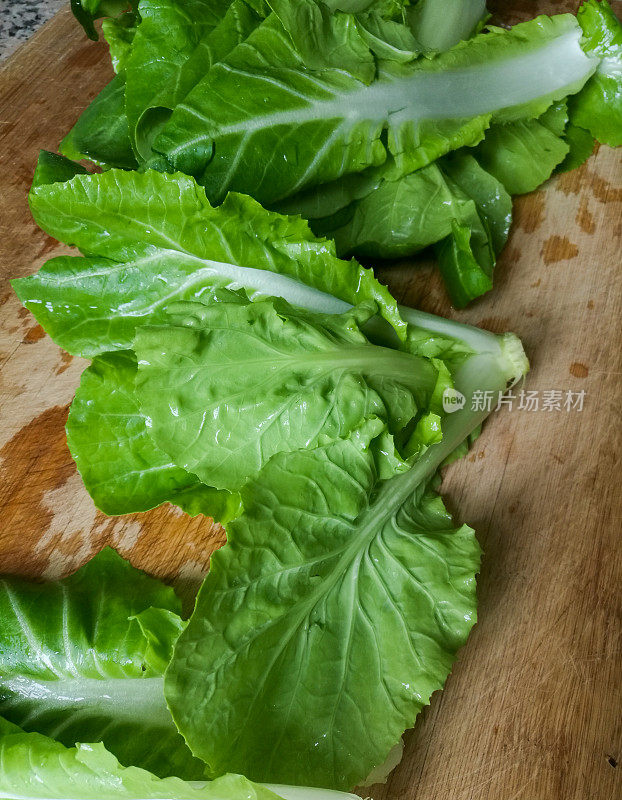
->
<box><xmin>0</xmin><ymin>3</ymin><xmax>620</xmax><ymax>799</ymax></box>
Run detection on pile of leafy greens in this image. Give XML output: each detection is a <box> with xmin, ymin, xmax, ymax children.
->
<box><xmin>17</xmin><ymin>0</ymin><xmax>616</xmax><ymax>793</ymax></box>
<box><xmin>11</xmin><ymin>155</ymin><xmax>528</xmax><ymax>791</ymax></box>
<box><xmin>62</xmin><ymin>0</ymin><xmax>622</xmax><ymax>305</ymax></box>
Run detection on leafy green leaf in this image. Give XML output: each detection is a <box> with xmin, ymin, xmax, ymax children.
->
<box><xmin>71</xmin><ymin>0</ymin><xmax>99</xmax><ymax>40</ymax></box>
<box><xmin>165</xmin><ymin>304</ymin><xmax>528</xmax><ymax>786</ymax></box>
<box><xmin>60</xmin><ymin>74</ymin><xmax>138</xmax><ymax>169</ymax></box>
<box><xmin>154</xmin><ymin>1</ymin><xmax>596</xmax><ymax>204</ymax></box>
<box><xmin>272</xmin><ymin>165</ymin><xmax>386</xmax><ymax>223</ymax></box>
<box><xmin>13</xmin><ymin>167</ymin><xmax>405</xmax><ymax>357</ymax></box>
<box><xmin>349</xmin><ymin>10</ymin><xmax>419</xmax><ymax>62</ymax></box>
<box><xmin>285</xmin><ymin>151</ymin><xmax>510</xmax><ymax>307</ymax></box>
<box><xmin>0</xmin><ymin>720</ymin><xmax>289</xmax><ymax>800</ymax></box>
<box><xmin>435</xmin><ymin>220</ymin><xmax>493</xmax><ymax>308</ymax></box>
<box><xmin>69</xmin><ymin>0</ymin><xmax>269</xmax><ymax>167</ymax></box>
<box><xmin>432</xmin><ymin>152</ymin><xmax>513</xmax><ymax>307</ymax></box>
<box><xmin>278</xmin><ymin>91</ymin><xmax>581</xmax><ymax>306</ymax></box>
<box><xmin>165</xmin><ymin>323</ymin><xmax>529</xmax><ymax>789</ymax></box>
<box><xmin>102</xmin><ymin>12</ymin><xmax>138</xmax><ymax>72</ymax></box>
<box><xmin>166</xmin><ymin>430</ymin><xmax>481</xmax><ymax>789</ymax></box>
<box><xmin>124</xmin><ymin>0</ymin><xmax>232</xmax><ymax>158</ymax></box>
<box><xmin>134</xmin><ymin>299</ymin><xmax>442</xmax><ymax>492</ymax></box>
<box><xmin>406</xmin><ymin>0</ymin><xmax>487</xmax><ymax>52</ymax></box>
<box><xmin>440</xmin><ymin>151</ymin><xmax>512</xmax><ymax>254</ymax></box>
<box><xmin>308</xmin><ymin>153</ymin><xmax>511</xmax><ymax>261</ymax></box>
<box><xmin>472</xmin><ymin>102</ymin><xmax>571</xmax><ymax>195</ymax></box>
<box><xmin>132</xmin><ymin>608</ymin><xmax>187</xmax><ymax>672</ymax></box>
<box><xmin>71</xmin><ymin>0</ymin><xmax>138</xmax><ymax>41</ymax></box>
<box><xmin>66</xmin><ymin>351</ymin><xmax>241</xmax><ymax>520</ymax></box>
<box><xmin>135</xmin><ymin>0</ymin><xmax>269</xmax><ymax>159</ymax></box>
<box><xmin>31</xmin><ymin>150</ymin><xmax>89</xmax><ymax>189</ymax></box>
<box><xmin>556</xmin><ymin>122</ymin><xmax>596</xmax><ymax>173</ymax></box>
<box><xmin>0</xmin><ymin>548</ymin><xmax>204</xmax><ymax>780</ymax></box>
<box><xmin>570</xmin><ymin>0</ymin><xmax>622</xmax><ymax>146</ymax></box>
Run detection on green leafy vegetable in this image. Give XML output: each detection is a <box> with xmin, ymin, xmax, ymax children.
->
<box><xmin>133</xmin><ymin>298</ymin><xmax>446</xmax><ymax>492</ymax></box>
<box><xmin>0</xmin><ymin>718</ymin><xmax>363</xmax><ymax>800</ymax></box>
<box><xmin>472</xmin><ymin>102</ymin><xmax>571</xmax><ymax>195</ymax></box>
<box><xmin>63</xmin><ymin>0</ymin><xmax>621</xmax><ymax>307</ymax></box>
<box><xmin>12</xmin><ymin>113</ymin><xmax>531</xmax><ymax>795</ymax></box>
<box><xmin>64</xmin><ymin>0</ymin><xmax>266</xmax><ymax>166</ymax></box>
<box><xmin>4</xmin><ymin>2</ymin><xmax>561</xmax><ymax>792</ymax></box>
<box><xmin>406</xmin><ymin>0</ymin><xmax>488</xmax><ymax>52</ymax></box>
<box><xmin>102</xmin><ymin>12</ymin><xmax>138</xmax><ymax>72</ymax></box>
<box><xmin>277</xmin><ymin>90</ymin><xmax>592</xmax><ymax>306</ymax></box>
<box><xmin>0</xmin><ymin>717</ymin><xmax>297</xmax><ymax>800</ymax></box>
<box><xmin>166</xmin><ymin>324</ymin><xmax>528</xmax><ymax>789</ymax></box>
<box><xmin>15</xmin><ymin>160</ymin><xmax>524</xmax><ymax>527</ymax></box>
<box><xmin>0</xmin><ymin>548</ymin><xmax>204</xmax><ymax>780</ymax></box>
<box><xmin>124</xmin><ymin>0</ymin><xmax>233</xmax><ymax>159</ymax></box>
<box><xmin>13</xmin><ymin>166</ymin><xmax>406</xmax><ymax>357</ymax></box>
<box><xmin>556</xmin><ymin>122</ymin><xmax>596</xmax><ymax>173</ymax></box>
<box><xmin>433</xmin><ymin>151</ymin><xmax>514</xmax><ymax>307</ymax></box>
<box><xmin>66</xmin><ymin>0</ymin><xmax>418</xmax><ymax>166</ymax></box>
<box><xmin>272</xmin><ymin>2</ymin><xmax>617</xmax><ymax>307</ymax></box>
<box><xmin>31</xmin><ymin>150</ymin><xmax>89</xmax><ymax>188</ymax></box>
<box><xmin>570</xmin><ymin>0</ymin><xmax>622</xmax><ymax>146</ymax></box>
<box><xmin>154</xmin><ymin>1</ymin><xmax>597</xmax><ymax>204</ymax></box>
<box><xmin>168</xmin><ymin>436</ymin><xmax>479</xmax><ymax>789</ymax></box>
<box><xmin>71</xmin><ymin>0</ymin><xmax>138</xmax><ymax>41</ymax></box>
<box><xmin>327</xmin><ymin>152</ymin><xmax>511</xmax><ymax>256</ymax></box>
<box><xmin>61</xmin><ymin>74</ymin><xmax>138</xmax><ymax>169</ymax></box>
<box><xmin>134</xmin><ymin>0</ymin><xmax>271</xmax><ymax>159</ymax></box>
<box><xmin>66</xmin><ymin>351</ymin><xmax>241</xmax><ymax>519</ymax></box>
<box><xmin>280</xmin><ymin>151</ymin><xmax>512</xmax><ymax>307</ymax></box>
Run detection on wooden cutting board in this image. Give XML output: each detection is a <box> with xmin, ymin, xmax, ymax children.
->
<box><xmin>0</xmin><ymin>3</ymin><xmax>620</xmax><ymax>798</ymax></box>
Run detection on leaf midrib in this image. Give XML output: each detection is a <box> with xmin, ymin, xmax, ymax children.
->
<box><xmin>156</xmin><ymin>336</ymin><xmax>432</xmax><ymax>389</ymax></box>
<box><xmin>0</xmin><ymin>675</ymin><xmax>170</xmax><ymax>727</ymax></box>
<box><xmin>172</xmin><ymin>25</ymin><xmax>594</xmax><ymax>144</ymax></box>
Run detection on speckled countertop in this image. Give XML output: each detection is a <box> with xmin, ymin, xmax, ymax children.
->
<box><xmin>0</xmin><ymin>0</ymin><xmax>66</xmax><ymax>61</ymax></box>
